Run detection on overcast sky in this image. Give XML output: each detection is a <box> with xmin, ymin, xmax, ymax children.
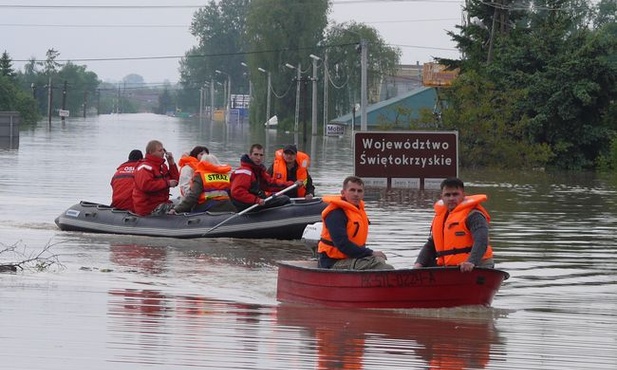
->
<box><xmin>0</xmin><ymin>0</ymin><xmax>463</xmax><ymax>84</ymax></box>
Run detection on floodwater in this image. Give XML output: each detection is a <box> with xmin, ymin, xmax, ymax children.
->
<box><xmin>0</xmin><ymin>113</ymin><xmax>616</xmax><ymax>369</ymax></box>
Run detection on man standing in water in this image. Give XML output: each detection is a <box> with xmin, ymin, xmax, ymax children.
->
<box><xmin>317</xmin><ymin>176</ymin><xmax>393</xmax><ymax>270</ymax></box>
<box><xmin>414</xmin><ymin>177</ymin><xmax>494</xmax><ymax>272</ymax></box>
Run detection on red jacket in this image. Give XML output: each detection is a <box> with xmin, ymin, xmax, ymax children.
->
<box><xmin>110</xmin><ymin>159</ymin><xmax>140</xmax><ymax>212</ymax></box>
<box><xmin>132</xmin><ymin>153</ymin><xmax>179</xmax><ymax>216</ymax></box>
<box><xmin>230</xmin><ymin>154</ymin><xmax>291</xmax><ymax>205</ymax></box>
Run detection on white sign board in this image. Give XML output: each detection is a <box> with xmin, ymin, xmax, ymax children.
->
<box><xmin>58</xmin><ymin>109</ymin><xmax>70</xmax><ymax>117</ymax></box>
<box><xmin>326</xmin><ymin>124</ymin><xmax>345</xmax><ymax>136</ymax></box>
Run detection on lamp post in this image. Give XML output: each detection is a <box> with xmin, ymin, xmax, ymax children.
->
<box><xmin>360</xmin><ymin>39</ymin><xmax>368</xmax><ymax>131</ymax></box>
<box><xmin>215</xmin><ymin>69</ymin><xmax>231</xmax><ymax>121</ymax></box>
<box><xmin>240</xmin><ymin>62</ymin><xmax>251</xmax><ymax>109</ymax></box>
<box><xmin>285</xmin><ymin>63</ymin><xmax>301</xmax><ymax>132</ymax></box>
<box><xmin>257</xmin><ymin>67</ymin><xmax>271</xmax><ymax>126</ymax></box>
<box><xmin>309</xmin><ymin>54</ymin><xmax>320</xmax><ymax>137</ymax></box>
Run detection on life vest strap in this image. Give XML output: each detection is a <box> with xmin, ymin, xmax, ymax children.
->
<box><xmin>319</xmin><ymin>238</ymin><xmax>335</xmax><ymax>246</ymax></box>
<box><xmin>435</xmin><ymin>246</ymin><xmax>472</xmax><ymax>257</ymax></box>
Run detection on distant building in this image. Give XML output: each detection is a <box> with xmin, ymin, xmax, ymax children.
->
<box><xmin>331</xmin><ymin>86</ymin><xmax>438</xmax><ymax>130</ymax></box>
<box><xmin>378</xmin><ymin>62</ymin><xmax>424</xmax><ymax>101</ymax></box>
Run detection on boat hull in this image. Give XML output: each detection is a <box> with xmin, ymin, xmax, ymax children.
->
<box><xmin>55</xmin><ymin>199</ymin><xmax>326</xmax><ymax>240</ymax></box>
<box><xmin>276</xmin><ymin>260</ymin><xmax>509</xmax><ymax>308</ymax></box>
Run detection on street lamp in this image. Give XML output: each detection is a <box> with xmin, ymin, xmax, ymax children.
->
<box><xmin>309</xmin><ymin>54</ymin><xmax>321</xmax><ymax>136</ymax></box>
<box><xmin>240</xmin><ymin>62</ymin><xmax>251</xmax><ymax>108</ymax></box>
<box><xmin>257</xmin><ymin>67</ymin><xmax>271</xmax><ymax>126</ymax></box>
<box><xmin>215</xmin><ymin>69</ymin><xmax>231</xmax><ymax>119</ymax></box>
<box><xmin>359</xmin><ymin>39</ymin><xmax>368</xmax><ymax>131</ymax></box>
<box><xmin>285</xmin><ymin>63</ymin><xmax>301</xmax><ymax>132</ymax></box>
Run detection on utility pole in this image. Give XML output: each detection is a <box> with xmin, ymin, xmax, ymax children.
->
<box><xmin>61</xmin><ymin>80</ymin><xmax>67</xmax><ymax>123</ymax></box>
<box><xmin>360</xmin><ymin>39</ymin><xmax>368</xmax><ymax>131</ymax></box>
<box><xmin>295</xmin><ymin>63</ymin><xmax>301</xmax><ymax>132</ymax></box>
<box><xmin>83</xmin><ymin>90</ymin><xmax>88</xmax><ymax>118</ymax></box>
<box><xmin>309</xmin><ymin>54</ymin><xmax>320</xmax><ymax>136</ymax></box>
<box><xmin>210</xmin><ymin>78</ymin><xmax>215</xmax><ymax>120</ymax></box>
<box><xmin>47</xmin><ymin>77</ymin><xmax>52</xmax><ymax>127</ymax></box>
<box><xmin>323</xmin><ymin>51</ymin><xmax>329</xmax><ymax>136</ymax></box>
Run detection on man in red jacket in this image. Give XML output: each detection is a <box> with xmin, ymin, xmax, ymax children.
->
<box><xmin>230</xmin><ymin>143</ymin><xmax>302</xmax><ymax>211</ymax></box>
<box><xmin>110</xmin><ymin>149</ymin><xmax>143</xmax><ymax>212</ymax></box>
<box><xmin>132</xmin><ymin>140</ymin><xmax>179</xmax><ymax>216</ymax></box>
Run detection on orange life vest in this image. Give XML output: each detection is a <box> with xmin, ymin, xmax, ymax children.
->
<box><xmin>431</xmin><ymin>194</ymin><xmax>494</xmax><ymax>266</ymax></box>
<box><xmin>193</xmin><ymin>161</ymin><xmax>232</xmax><ymax>204</ymax></box>
<box><xmin>317</xmin><ymin>196</ymin><xmax>369</xmax><ymax>259</ymax></box>
<box><xmin>272</xmin><ymin>149</ymin><xmax>310</xmax><ymax>197</ymax></box>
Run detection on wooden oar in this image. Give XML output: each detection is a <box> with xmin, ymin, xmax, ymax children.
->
<box><xmin>201</xmin><ymin>183</ymin><xmax>299</xmax><ymax>237</ymax></box>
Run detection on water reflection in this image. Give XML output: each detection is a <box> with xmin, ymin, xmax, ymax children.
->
<box><xmin>109</xmin><ymin>244</ymin><xmax>169</xmax><ymax>274</ymax></box>
<box><xmin>2</xmin><ymin>114</ymin><xmax>617</xmax><ymax>369</ymax></box>
<box><xmin>276</xmin><ymin>305</ymin><xmax>505</xmax><ymax>369</ymax></box>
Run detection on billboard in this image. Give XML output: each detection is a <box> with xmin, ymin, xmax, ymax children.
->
<box><xmin>354</xmin><ymin>131</ymin><xmax>458</xmax><ymax>189</ymax></box>
<box><xmin>422</xmin><ymin>63</ymin><xmax>459</xmax><ymax>87</ymax></box>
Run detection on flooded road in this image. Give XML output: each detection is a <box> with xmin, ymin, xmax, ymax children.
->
<box><xmin>1</xmin><ymin>114</ymin><xmax>616</xmax><ymax>369</ymax></box>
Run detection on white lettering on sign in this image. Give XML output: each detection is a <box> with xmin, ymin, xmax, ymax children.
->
<box><xmin>359</xmin><ymin>153</ymin><xmax>452</xmax><ymax>168</ymax></box>
<box><xmin>361</xmin><ymin>137</ymin><xmax>449</xmax><ymax>152</ymax></box>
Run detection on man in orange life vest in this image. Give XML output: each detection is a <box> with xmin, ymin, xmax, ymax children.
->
<box><xmin>267</xmin><ymin>144</ymin><xmax>315</xmax><ymax>200</ymax></box>
<box><xmin>317</xmin><ymin>176</ymin><xmax>393</xmax><ymax>270</ymax></box>
<box><xmin>230</xmin><ymin>143</ymin><xmax>303</xmax><ymax>212</ymax></box>
<box><xmin>110</xmin><ymin>149</ymin><xmax>143</xmax><ymax>212</ymax></box>
<box><xmin>414</xmin><ymin>177</ymin><xmax>494</xmax><ymax>272</ymax></box>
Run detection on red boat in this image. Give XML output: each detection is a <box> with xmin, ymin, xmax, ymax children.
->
<box><xmin>276</xmin><ymin>260</ymin><xmax>509</xmax><ymax>309</ymax></box>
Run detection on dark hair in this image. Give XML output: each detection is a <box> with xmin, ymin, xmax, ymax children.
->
<box><xmin>440</xmin><ymin>177</ymin><xmax>464</xmax><ymax>190</ymax></box>
<box><xmin>343</xmin><ymin>176</ymin><xmax>364</xmax><ymax>189</ymax></box>
<box><xmin>249</xmin><ymin>143</ymin><xmax>263</xmax><ymax>154</ymax></box>
<box><xmin>189</xmin><ymin>146</ymin><xmax>209</xmax><ymax>158</ymax></box>
<box><xmin>128</xmin><ymin>149</ymin><xmax>143</xmax><ymax>161</ymax></box>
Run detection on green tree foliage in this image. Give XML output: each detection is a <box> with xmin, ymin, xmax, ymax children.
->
<box><xmin>179</xmin><ymin>0</ymin><xmax>250</xmax><ymax>113</ymax></box>
<box><xmin>56</xmin><ymin>62</ymin><xmax>100</xmax><ymax>116</ymax></box>
<box><xmin>157</xmin><ymin>86</ymin><xmax>176</xmax><ymax>115</ymax></box>
<box><xmin>245</xmin><ymin>0</ymin><xmax>330</xmax><ymax>127</ymax></box>
<box><xmin>0</xmin><ymin>75</ymin><xmax>40</xmax><ymax>124</ymax></box>
<box><xmin>443</xmin><ymin>0</ymin><xmax>617</xmax><ymax>170</ymax></box>
<box><xmin>323</xmin><ymin>22</ymin><xmax>400</xmax><ymax>120</ymax></box>
<box><xmin>0</xmin><ymin>51</ymin><xmax>16</xmax><ymax>79</ymax></box>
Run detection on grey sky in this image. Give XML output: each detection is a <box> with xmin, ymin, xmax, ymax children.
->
<box><xmin>0</xmin><ymin>0</ymin><xmax>462</xmax><ymax>84</ymax></box>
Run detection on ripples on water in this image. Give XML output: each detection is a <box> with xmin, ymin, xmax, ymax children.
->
<box><xmin>1</xmin><ymin>114</ymin><xmax>616</xmax><ymax>369</ymax></box>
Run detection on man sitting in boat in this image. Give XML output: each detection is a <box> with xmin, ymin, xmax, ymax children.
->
<box><xmin>267</xmin><ymin>144</ymin><xmax>315</xmax><ymax>200</ymax></box>
<box><xmin>170</xmin><ymin>154</ymin><xmax>236</xmax><ymax>214</ymax></box>
<box><xmin>177</xmin><ymin>145</ymin><xmax>209</xmax><ymax>199</ymax></box>
<box><xmin>110</xmin><ymin>149</ymin><xmax>142</xmax><ymax>212</ymax></box>
<box><xmin>230</xmin><ymin>143</ymin><xmax>303</xmax><ymax>211</ymax></box>
<box><xmin>414</xmin><ymin>177</ymin><xmax>494</xmax><ymax>272</ymax></box>
<box><xmin>132</xmin><ymin>140</ymin><xmax>179</xmax><ymax>216</ymax></box>
<box><xmin>317</xmin><ymin>176</ymin><xmax>393</xmax><ymax>270</ymax></box>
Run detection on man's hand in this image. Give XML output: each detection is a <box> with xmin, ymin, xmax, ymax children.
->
<box><xmin>372</xmin><ymin>251</ymin><xmax>387</xmax><ymax>260</ymax></box>
<box><xmin>168</xmin><ymin>180</ymin><xmax>178</xmax><ymax>187</ymax></box>
<box><xmin>459</xmin><ymin>261</ymin><xmax>475</xmax><ymax>272</ymax></box>
<box><xmin>305</xmin><ymin>194</ymin><xmax>314</xmax><ymax>200</ymax></box>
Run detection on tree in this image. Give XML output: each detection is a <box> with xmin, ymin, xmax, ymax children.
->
<box><xmin>246</xmin><ymin>0</ymin><xmax>330</xmax><ymax>127</ymax></box>
<box><xmin>0</xmin><ymin>51</ymin><xmax>15</xmax><ymax>79</ymax></box>
<box><xmin>41</xmin><ymin>48</ymin><xmax>62</xmax><ymax>76</ymax></box>
<box><xmin>442</xmin><ymin>0</ymin><xmax>617</xmax><ymax>170</ymax></box>
<box><xmin>57</xmin><ymin>62</ymin><xmax>100</xmax><ymax>115</ymax></box>
<box><xmin>323</xmin><ymin>22</ymin><xmax>400</xmax><ymax>120</ymax></box>
<box><xmin>0</xmin><ymin>75</ymin><xmax>40</xmax><ymax>124</ymax></box>
<box><xmin>178</xmin><ymin>0</ymin><xmax>251</xmax><ymax>113</ymax></box>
